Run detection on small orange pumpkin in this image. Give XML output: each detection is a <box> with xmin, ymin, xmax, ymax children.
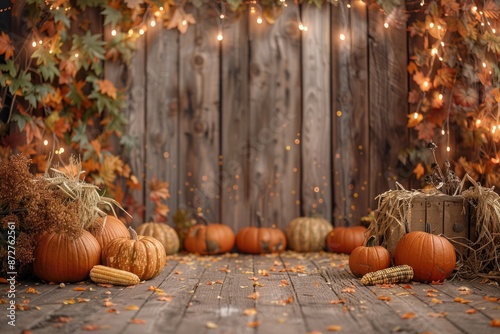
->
<box><xmin>236</xmin><ymin>214</ymin><xmax>287</xmax><ymax>254</ymax></box>
<box><xmin>87</xmin><ymin>215</ymin><xmax>130</xmax><ymax>259</ymax></box>
<box><xmin>394</xmin><ymin>231</ymin><xmax>456</xmax><ymax>283</ymax></box>
<box><xmin>348</xmin><ymin>235</ymin><xmax>391</xmax><ymax>277</ymax></box>
<box><xmin>33</xmin><ymin>230</ymin><xmax>101</xmax><ymax>283</ymax></box>
<box><xmin>184</xmin><ymin>216</ymin><xmax>235</xmax><ymax>255</ymax></box>
<box><xmin>326</xmin><ymin>225</ymin><xmax>367</xmax><ymax>254</ymax></box>
<box><xmin>102</xmin><ymin>227</ymin><xmax>166</xmax><ymax>280</ymax></box>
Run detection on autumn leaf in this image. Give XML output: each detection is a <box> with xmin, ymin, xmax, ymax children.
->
<box><xmin>247</xmin><ymin>321</ymin><xmax>261</xmax><ymax>328</ymax></box>
<box><xmin>465</xmin><ymin>309</ymin><xmax>477</xmax><ymax>314</ymax></box>
<box><xmin>247</xmin><ymin>291</ymin><xmax>260</xmax><ymax>300</ymax></box>
<box><xmin>206</xmin><ymin>321</ymin><xmax>218</xmax><ymax>329</ymax></box>
<box><xmin>326</xmin><ymin>325</ymin><xmax>343</xmax><ymax>331</ymax></box>
<box><xmin>415</xmin><ymin>122</ymin><xmax>436</xmax><ymax>141</ymax></box>
<box><xmin>329</xmin><ymin>299</ymin><xmax>346</xmax><ymax>304</ymax></box>
<box><xmin>341</xmin><ymin>286</ymin><xmax>356</xmax><ymax>293</ymax></box>
<box><xmin>130</xmin><ymin>318</ymin><xmax>146</xmax><ymax>324</ymax></box>
<box><xmin>413</xmin><ymin>163</ymin><xmax>425</xmax><ymax>179</ymax></box>
<box><xmin>454</xmin><ymin>83</ymin><xmax>479</xmax><ymax>107</ymax></box>
<box><xmin>167</xmin><ymin>8</ymin><xmax>196</xmax><ymax>34</ymax></box>
<box><xmin>157</xmin><ymin>295</ymin><xmax>173</xmax><ymax>302</ymax></box>
<box><xmin>0</xmin><ymin>31</ymin><xmax>14</xmax><ymax>60</ymax></box>
<box><xmin>25</xmin><ymin>287</ymin><xmax>40</xmax><ymax>294</ymax></box>
<box><xmin>407</xmin><ymin>112</ymin><xmax>423</xmax><ymax>128</ymax></box>
<box><xmin>97</xmin><ymin>79</ymin><xmax>117</xmax><ymax>99</ymax></box>
<box><xmin>401</xmin><ymin>312</ymin><xmax>416</xmax><ymax>319</ymax></box>
<box><xmin>428</xmin><ymin>312</ymin><xmax>447</xmax><ymax>318</ymax></box>
<box><xmin>491</xmin><ymin>319</ymin><xmax>500</xmax><ymax>327</ymax></box>
<box><xmin>378</xmin><ymin>295</ymin><xmax>392</xmax><ymax>302</ymax></box>
<box><xmin>149</xmin><ymin>177</ymin><xmax>170</xmax><ymax>202</ymax></box>
<box><xmin>243</xmin><ymin>308</ymin><xmax>257</xmax><ymax>315</ymax></box>
<box><xmin>73</xmin><ymin>287</ymin><xmax>87</xmax><ymax>291</ymax></box>
<box><xmin>125</xmin><ymin>305</ymin><xmax>140</xmax><ymax>310</ymax></box>
<box><xmin>454</xmin><ymin>297</ymin><xmax>471</xmax><ymax>304</ymax></box>
<box><xmin>55</xmin><ymin>316</ymin><xmax>73</xmax><ymax>323</ymax></box>
<box><xmin>82</xmin><ymin>324</ymin><xmax>100</xmax><ymax>331</ymax></box>
<box><xmin>413</xmin><ymin>71</ymin><xmax>432</xmax><ymax>92</ymax></box>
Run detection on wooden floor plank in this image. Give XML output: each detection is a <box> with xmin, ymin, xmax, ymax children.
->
<box><xmin>3</xmin><ymin>252</ymin><xmax>499</xmax><ymax>334</ymax></box>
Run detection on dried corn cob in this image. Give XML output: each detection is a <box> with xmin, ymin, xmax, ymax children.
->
<box><xmin>360</xmin><ymin>265</ymin><xmax>413</xmax><ymax>286</ymax></box>
<box><xmin>90</xmin><ymin>265</ymin><xmax>141</xmax><ymax>286</ymax></box>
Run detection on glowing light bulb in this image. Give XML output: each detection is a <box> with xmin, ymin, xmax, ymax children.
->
<box><xmin>429</xmin><ymin>22</ymin><xmax>434</xmax><ymax>28</ymax></box>
<box><xmin>446</xmin><ymin>146</ymin><xmax>450</xmax><ymax>152</ymax></box>
<box><xmin>159</xmin><ymin>6</ymin><xmax>164</xmax><ymax>11</ymax></box>
<box><xmin>182</xmin><ymin>19</ymin><xmax>187</xmax><ymax>26</ymax></box>
<box><xmin>43</xmin><ymin>140</ymin><xmax>48</xmax><ymax>146</ymax></box>
<box><xmin>346</xmin><ymin>3</ymin><xmax>351</xmax><ymax>8</ymax></box>
<box><xmin>431</xmin><ymin>48</ymin><xmax>438</xmax><ymax>55</ymax></box>
<box><xmin>220</xmin><ymin>14</ymin><xmax>225</xmax><ymax>19</ymax></box>
<box><xmin>476</xmin><ymin>119</ymin><xmax>482</xmax><ymax>126</ymax></box>
<box><xmin>128</xmin><ymin>29</ymin><xmax>133</xmax><ymax>36</ymax></box>
<box><xmin>413</xmin><ymin>112</ymin><xmax>419</xmax><ymax>119</ymax></box>
<box><xmin>472</xmin><ymin>6</ymin><xmax>477</xmax><ymax>12</ymax></box>
<box><xmin>250</xmin><ymin>6</ymin><xmax>256</xmax><ymax>14</ymax></box>
<box><xmin>59</xmin><ymin>147</ymin><xmax>65</xmax><ymax>154</ymax></box>
<box><xmin>384</xmin><ymin>22</ymin><xmax>389</xmax><ymax>28</ymax></box>
<box><xmin>74</xmin><ymin>53</ymin><xmax>79</xmax><ymax>58</ymax></box>
<box><xmin>492</xmin><ymin>125</ymin><xmax>497</xmax><ymax>134</ymax></box>
<box><xmin>217</xmin><ymin>33</ymin><xmax>223</xmax><ymax>41</ymax></box>
<box><xmin>483</xmin><ymin>62</ymin><xmax>487</xmax><ymax>68</ymax></box>
<box><xmin>257</xmin><ymin>17</ymin><xmax>263</xmax><ymax>24</ymax></box>
<box><xmin>439</xmin><ymin>94</ymin><xmax>443</xmax><ymax>100</ymax></box>
<box><xmin>111</xmin><ymin>29</ymin><xmax>117</xmax><ymax>36</ymax></box>
<box><xmin>38</xmin><ymin>40</ymin><xmax>43</xmax><ymax>45</ymax></box>
<box><xmin>339</xmin><ymin>33</ymin><xmax>346</xmax><ymax>41</ymax></box>
<box><xmin>139</xmin><ymin>28</ymin><xmax>145</xmax><ymax>35</ymax></box>
<box><xmin>441</xmin><ymin>129</ymin><xmax>445</xmax><ymax>135</ymax></box>
<box><xmin>423</xmin><ymin>81</ymin><xmax>429</xmax><ymax>87</ymax></box>
<box><xmin>493</xmin><ymin>28</ymin><xmax>497</xmax><ymax>34</ymax></box>
<box><xmin>150</xmin><ymin>20</ymin><xmax>156</xmax><ymax>27</ymax></box>
<box><xmin>32</xmin><ymin>41</ymin><xmax>37</xmax><ymax>47</ymax></box>
<box><xmin>441</xmin><ymin>41</ymin><xmax>445</xmax><ymax>46</ymax></box>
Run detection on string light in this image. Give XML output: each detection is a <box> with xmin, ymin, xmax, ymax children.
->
<box><xmin>150</xmin><ymin>19</ymin><xmax>156</xmax><ymax>27</ymax></box>
<box><xmin>384</xmin><ymin>22</ymin><xmax>389</xmax><ymax>28</ymax></box>
<box><xmin>413</xmin><ymin>112</ymin><xmax>419</xmax><ymax>119</ymax></box>
<box><xmin>32</xmin><ymin>41</ymin><xmax>37</xmax><ymax>47</ymax></box>
<box><xmin>111</xmin><ymin>29</ymin><xmax>117</xmax><ymax>36</ymax></box>
<box><xmin>257</xmin><ymin>16</ymin><xmax>263</xmax><ymax>24</ymax></box>
<box><xmin>339</xmin><ymin>33</ymin><xmax>346</xmax><ymax>41</ymax></box>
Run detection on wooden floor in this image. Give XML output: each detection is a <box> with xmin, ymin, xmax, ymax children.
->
<box><xmin>2</xmin><ymin>252</ymin><xmax>500</xmax><ymax>334</ymax></box>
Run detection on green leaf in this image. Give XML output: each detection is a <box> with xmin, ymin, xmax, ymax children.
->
<box><xmin>9</xmin><ymin>71</ymin><xmax>32</xmax><ymax>96</ymax></box>
<box><xmin>11</xmin><ymin>113</ymin><xmax>30</xmax><ymax>132</ymax></box>
<box><xmin>72</xmin><ymin>31</ymin><xmax>106</xmax><ymax>70</ymax></box>
<box><xmin>226</xmin><ymin>0</ymin><xmax>243</xmax><ymax>11</ymax></box>
<box><xmin>53</xmin><ymin>7</ymin><xmax>71</xmax><ymax>28</ymax></box>
<box><xmin>0</xmin><ymin>59</ymin><xmax>17</xmax><ymax>78</ymax></box>
<box><xmin>71</xmin><ymin>120</ymin><xmax>90</xmax><ymax>149</ymax></box>
<box><xmin>119</xmin><ymin>134</ymin><xmax>139</xmax><ymax>151</ymax></box>
<box><xmin>102</xmin><ymin>5</ymin><xmax>123</xmax><ymax>27</ymax></box>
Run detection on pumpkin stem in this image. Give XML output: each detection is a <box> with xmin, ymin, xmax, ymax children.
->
<box><xmin>366</xmin><ymin>235</ymin><xmax>377</xmax><ymax>247</ymax></box>
<box><xmin>256</xmin><ymin>211</ymin><xmax>263</xmax><ymax>228</ymax></box>
<box><xmin>195</xmin><ymin>214</ymin><xmax>209</xmax><ymax>225</ymax></box>
<box><xmin>128</xmin><ymin>227</ymin><xmax>139</xmax><ymax>240</ymax></box>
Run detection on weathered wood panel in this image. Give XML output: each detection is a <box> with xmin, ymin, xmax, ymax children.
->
<box><xmin>178</xmin><ymin>7</ymin><xmax>221</xmax><ymax>222</ymax></box>
<box><xmin>368</xmin><ymin>3</ymin><xmax>409</xmax><ymax>209</ymax></box>
<box><xmin>301</xmin><ymin>6</ymin><xmax>332</xmax><ymax>219</ymax></box>
<box><xmin>145</xmin><ymin>22</ymin><xmax>180</xmax><ymax>224</ymax></box>
<box><xmin>331</xmin><ymin>2</ymin><xmax>370</xmax><ymax>226</ymax></box>
<box><xmin>221</xmin><ymin>13</ymin><xmax>251</xmax><ymax>233</ymax></box>
<box><xmin>247</xmin><ymin>5</ymin><xmax>302</xmax><ymax>228</ymax></box>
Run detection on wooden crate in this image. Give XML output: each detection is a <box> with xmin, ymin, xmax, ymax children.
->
<box><xmin>407</xmin><ymin>195</ymin><xmax>474</xmax><ymax>254</ymax></box>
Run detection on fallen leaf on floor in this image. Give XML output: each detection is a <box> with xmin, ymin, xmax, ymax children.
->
<box><xmin>243</xmin><ymin>308</ymin><xmax>257</xmax><ymax>315</ymax></box>
<box><xmin>125</xmin><ymin>305</ymin><xmax>140</xmax><ymax>310</ymax></box>
<box><xmin>401</xmin><ymin>312</ymin><xmax>416</xmax><ymax>319</ymax></box>
<box><xmin>130</xmin><ymin>319</ymin><xmax>146</xmax><ymax>324</ymax></box>
<box><xmin>326</xmin><ymin>325</ymin><xmax>342</xmax><ymax>331</ymax></box>
<box><xmin>157</xmin><ymin>295</ymin><xmax>173</xmax><ymax>302</ymax></box>
<box><xmin>491</xmin><ymin>319</ymin><xmax>500</xmax><ymax>327</ymax></box>
<box><xmin>341</xmin><ymin>287</ymin><xmax>355</xmax><ymax>293</ymax></box>
<box><xmin>378</xmin><ymin>295</ymin><xmax>391</xmax><ymax>302</ymax></box>
<box><xmin>77</xmin><ymin>298</ymin><xmax>90</xmax><ymax>303</ymax></box>
<box><xmin>430</xmin><ymin>298</ymin><xmax>443</xmax><ymax>304</ymax></box>
<box><xmin>427</xmin><ymin>312</ymin><xmax>447</xmax><ymax>318</ymax></box>
<box><xmin>97</xmin><ymin>283</ymin><xmax>113</xmax><ymax>288</ymax></box>
<box><xmin>465</xmin><ymin>309</ymin><xmax>476</xmax><ymax>314</ymax></box>
<box><xmin>329</xmin><ymin>299</ymin><xmax>346</xmax><ymax>304</ymax></box>
<box><xmin>82</xmin><ymin>324</ymin><xmax>100</xmax><ymax>331</ymax></box>
<box><xmin>279</xmin><ymin>280</ymin><xmax>289</xmax><ymax>286</ymax></box>
<box><xmin>63</xmin><ymin>298</ymin><xmax>76</xmax><ymax>305</ymax></box>
<box><xmin>484</xmin><ymin>296</ymin><xmax>500</xmax><ymax>302</ymax></box>
<box><xmin>25</xmin><ymin>287</ymin><xmax>40</xmax><ymax>294</ymax></box>
<box><xmin>55</xmin><ymin>316</ymin><xmax>73</xmax><ymax>323</ymax></box>
<box><xmin>247</xmin><ymin>321</ymin><xmax>261</xmax><ymax>328</ymax></box>
<box><xmin>206</xmin><ymin>321</ymin><xmax>218</xmax><ymax>329</ymax></box>
<box><xmin>73</xmin><ymin>287</ymin><xmax>86</xmax><ymax>291</ymax></box>
<box><xmin>457</xmin><ymin>286</ymin><xmax>472</xmax><ymax>295</ymax></box>
<box><xmin>454</xmin><ymin>297</ymin><xmax>471</xmax><ymax>304</ymax></box>
<box><xmin>247</xmin><ymin>291</ymin><xmax>260</xmax><ymax>300</ymax></box>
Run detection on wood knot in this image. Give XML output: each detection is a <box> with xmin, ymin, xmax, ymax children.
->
<box><xmin>192</xmin><ymin>119</ymin><xmax>207</xmax><ymax>134</ymax></box>
<box><xmin>192</xmin><ymin>55</ymin><xmax>204</xmax><ymax>69</ymax></box>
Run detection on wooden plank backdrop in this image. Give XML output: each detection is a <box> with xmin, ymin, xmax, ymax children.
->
<box><xmin>121</xmin><ymin>2</ymin><xmax>409</xmax><ymax>233</ymax></box>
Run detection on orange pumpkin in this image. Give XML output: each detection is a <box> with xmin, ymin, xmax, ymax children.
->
<box><xmin>326</xmin><ymin>225</ymin><xmax>367</xmax><ymax>254</ymax></box>
<box><xmin>348</xmin><ymin>235</ymin><xmax>391</xmax><ymax>277</ymax></box>
<box><xmin>184</xmin><ymin>216</ymin><xmax>235</xmax><ymax>255</ymax></box>
<box><xmin>88</xmin><ymin>215</ymin><xmax>130</xmax><ymax>259</ymax></box>
<box><xmin>394</xmin><ymin>231</ymin><xmax>456</xmax><ymax>283</ymax></box>
<box><xmin>102</xmin><ymin>227</ymin><xmax>166</xmax><ymax>280</ymax></box>
<box><xmin>236</xmin><ymin>214</ymin><xmax>286</xmax><ymax>254</ymax></box>
<box><xmin>33</xmin><ymin>230</ymin><xmax>101</xmax><ymax>283</ymax></box>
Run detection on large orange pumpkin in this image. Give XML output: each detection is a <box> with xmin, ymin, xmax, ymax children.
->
<box><xmin>326</xmin><ymin>225</ymin><xmax>367</xmax><ymax>254</ymax></box>
<box><xmin>286</xmin><ymin>216</ymin><xmax>332</xmax><ymax>252</ymax></box>
<box><xmin>184</xmin><ymin>217</ymin><xmax>235</xmax><ymax>255</ymax></box>
<box><xmin>33</xmin><ymin>230</ymin><xmax>101</xmax><ymax>283</ymax></box>
<box><xmin>102</xmin><ymin>227</ymin><xmax>166</xmax><ymax>280</ymax></box>
<box><xmin>87</xmin><ymin>215</ymin><xmax>130</xmax><ymax>259</ymax></box>
<box><xmin>136</xmin><ymin>222</ymin><xmax>180</xmax><ymax>255</ymax></box>
<box><xmin>394</xmin><ymin>231</ymin><xmax>456</xmax><ymax>282</ymax></box>
<box><xmin>236</xmin><ymin>215</ymin><xmax>286</xmax><ymax>254</ymax></box>
<box><xmin>348</xmin><ymin>235</ymin><xmax>391</xmax><ymax>278</ymax></box>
